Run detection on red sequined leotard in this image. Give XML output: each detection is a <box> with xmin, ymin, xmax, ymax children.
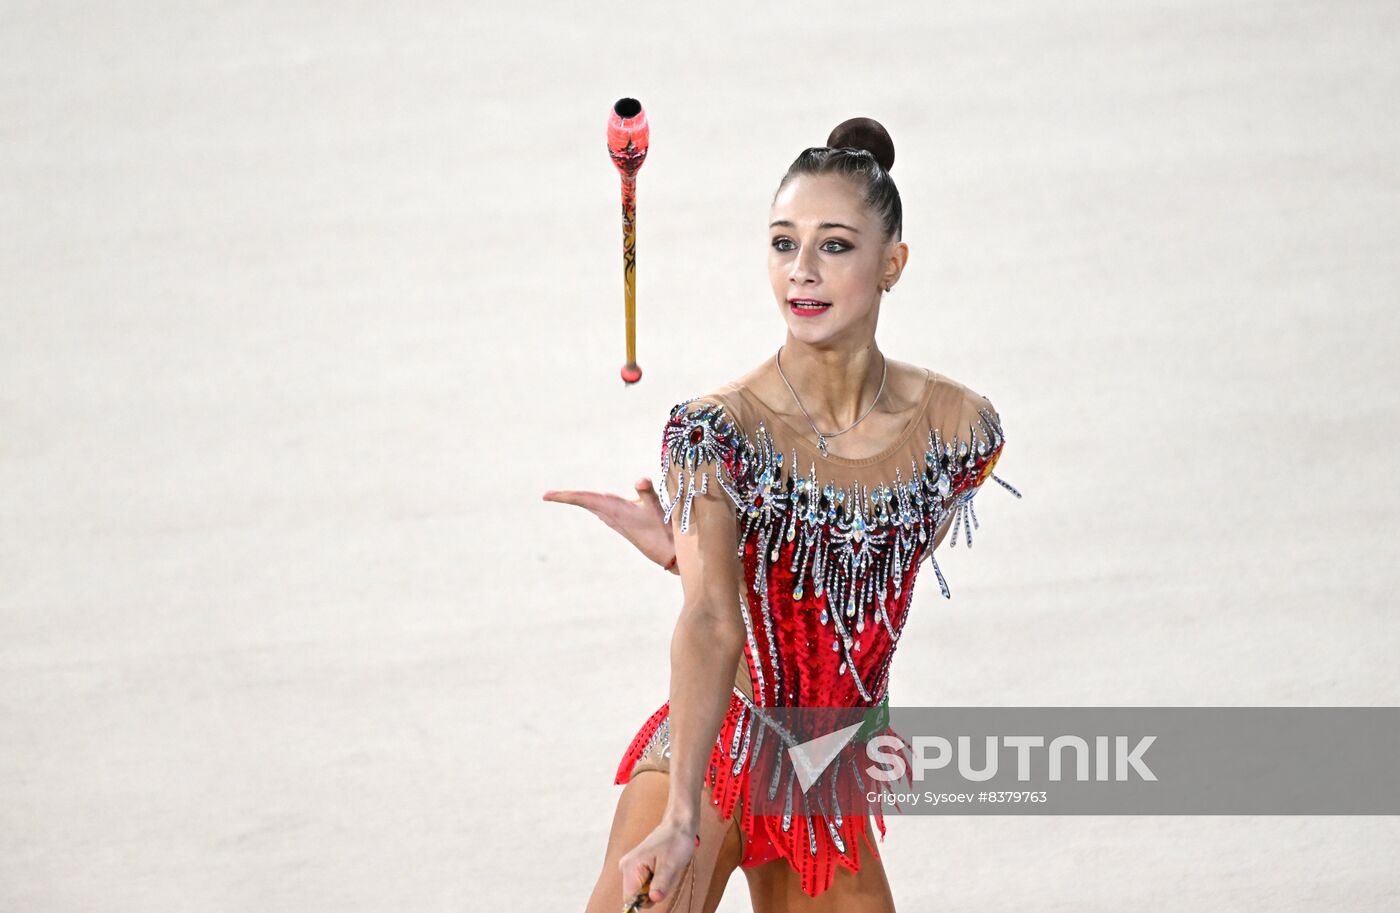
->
<box><xmin>613</xmin><ymin>357</ymin><xmax>1020</xmax><ymax>898</ymax></box>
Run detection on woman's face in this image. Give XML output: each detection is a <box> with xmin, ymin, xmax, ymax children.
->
<box><xmin>767</xmin><ymin>172</ymin><xmax>902</xmax><ymax>347</ymax></box>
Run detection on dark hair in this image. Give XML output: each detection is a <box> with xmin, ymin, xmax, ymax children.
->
<box><xmin>774</xmin><ymin>117</ymin><xmax>902</xmax><ymax>242</ymax></box>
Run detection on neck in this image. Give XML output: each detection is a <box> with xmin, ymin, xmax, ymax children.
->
<box><xmin>776</xmin><ymin>339</ymin><xmax>885</xmax><ymax>429</ymax></box>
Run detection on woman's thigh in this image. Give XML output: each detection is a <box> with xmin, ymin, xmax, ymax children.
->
<box><xmin>584</xmin><ymin>769</ymin><xmax>743</xmax><ymax>913</ymax></box>
<box><xmin>741</xmin><ymin>825</ymin><xmax>896</xmax><ymax>913</ymax></box>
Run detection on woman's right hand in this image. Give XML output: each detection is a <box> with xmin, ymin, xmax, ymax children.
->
<box><xmin>618</xmin><ymin>816</ymin><xmax>700</xmax><ymax>908</ymax></box>
<box><xmin>541</xmin><ymin>477</ymin><xmax>677</xmax><ymax>572</ymax></box>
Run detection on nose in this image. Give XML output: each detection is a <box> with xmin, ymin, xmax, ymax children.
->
<box><xmin>789</xmin><ymin>244</ymin><xmax>819</xmax><ymax>285</ymax></box>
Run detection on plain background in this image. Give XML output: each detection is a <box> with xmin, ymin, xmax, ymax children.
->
<box><xmin>2</xmin><ymin>1</ymin><xmax>1397</xmax><ymax>910</ymax></box>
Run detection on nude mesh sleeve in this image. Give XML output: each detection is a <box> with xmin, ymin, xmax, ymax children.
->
<box><xmin>656</xmin><ymin>395</ymin><xmax>754</xmax><ymax>536</ymax></box>
<box><xmin>923</xmin><ymin>389</ymin><xmax>1022</xmax><ymax>591</ymax></box>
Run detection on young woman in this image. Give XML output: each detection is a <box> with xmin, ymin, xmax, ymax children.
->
<box><xmin>545</xmin><ymin>117</ymin><xmax>1019</xmax><ymax>912</ymax></box>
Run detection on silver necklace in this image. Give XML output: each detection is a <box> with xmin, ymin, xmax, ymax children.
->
<box><xmin>775</xmin><ymin>345</ymin><xmax>888</xmax><ymax>458</ymax></box>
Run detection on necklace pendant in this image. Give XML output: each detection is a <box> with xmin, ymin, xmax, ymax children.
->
<box><xmin>817</xmin><ymin>434</ymin><xmax>829</xmax><ymax>457</ymax></box>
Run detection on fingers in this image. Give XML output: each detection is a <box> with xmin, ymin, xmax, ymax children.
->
<box><xmin>636</xmin><ymin>478</ymin><xmax>665</xmax><ymax>514</ymax></box>
<box><xmin>619</xmin><ymin>856</ymin><xmax>654</xmax><ymax>905</ymax></box>
<box><xmin>544</xmin><ymin>484</ymin><xmax>655</xmax><ymax>510</ymax></box>
<box><xmin>647</xmin><ymin>857</ymin><xmax>684</xmax><ymax>904</ymax></box>
<box><xmin>540</xmin><ymin>489</ymin><xmax>610</xmax><ymax>511</ymax></box>
<box><xmin>619</xmin><ymin>851</ymin><xmax>682</xmax><ymax>905</ymax></box>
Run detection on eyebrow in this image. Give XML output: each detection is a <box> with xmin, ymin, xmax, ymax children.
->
<box><xmin>769</xmin><ymin>219</ymin><xmax>862</xmax><ymax>234</ymax></box>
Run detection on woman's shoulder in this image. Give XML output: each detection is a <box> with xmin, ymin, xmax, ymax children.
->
<box><xmin>665</xmin><ymin>381</ymin><xmax>746</xmax><ymax>420</ymax></box>
<box><xmin>665</xmin><ymin>357</ymin><xmax>776</xmax><ymax>431</ymax></box>
<box><xmin>921</xmin><ymin>365</ymin><xmax>1005</xmax><ymax>448</ymax></box>
<box><xmin>659</xmin><ymin>382</ymin><xmax>751</xmax><ymax>453</ymax></box>
<box><xmin>921</xmin><ymin>366</ymin><xmax>995</xmax><ymax>412</ymax></box>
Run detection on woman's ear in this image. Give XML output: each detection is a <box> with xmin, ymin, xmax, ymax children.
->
<box><xmin>883</xmin><ymin>240</ymin><xmax>909</xmax><ymax>290</ymax></box>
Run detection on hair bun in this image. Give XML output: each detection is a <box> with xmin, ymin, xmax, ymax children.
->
<box><xmin>826</xmin><ymin>117</ymin><xmax>894</xmax><ymax>172</ymax></box>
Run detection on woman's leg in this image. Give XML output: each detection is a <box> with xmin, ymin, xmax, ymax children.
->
<box><xmin>584</xmin><ymin>768</ymin><xmax>743</xmax><ymax>913</ymax></box>
<box><xmin>741</xmin><ymin>824</ymin><xmax>897</xmax><ymax>913</ymax></box>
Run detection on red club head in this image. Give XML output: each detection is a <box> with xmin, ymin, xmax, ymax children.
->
<box><xmin>608</xmin><ymin>97</ymin><xmax>649</xmax><ymax>177</ymax></box>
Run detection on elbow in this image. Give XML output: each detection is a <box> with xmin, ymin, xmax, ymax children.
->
<box><xmin>677</xmin><ymin>595</ymin><xmax>747</xmax><ymax>654</ymax></box>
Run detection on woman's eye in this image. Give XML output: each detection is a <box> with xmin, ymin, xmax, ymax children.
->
<box><xmin>771</xmin><ymin>238</ymin><xmax>849</xmax><ymax>253</ymax></box>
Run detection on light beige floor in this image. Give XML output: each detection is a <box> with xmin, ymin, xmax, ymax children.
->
<box><xmin>2</xmin><ymin>2</ymin><xmax>1398</xmax><ymax>910</ymax></box>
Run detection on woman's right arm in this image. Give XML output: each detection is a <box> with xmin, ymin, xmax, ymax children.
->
<box><xmin>617</xmin><ymin>482</ymin><xmax>745</xmax><ymax>906</ymax></box>
<box><xmin>659</xmin><ymin>482</ymin><xmax>746</xmax><ymax>826</ymax></box>
<box><xmin>616</xmin><ymin>401</ymin><xmax>749</xmax><ymax>907</ymax></box>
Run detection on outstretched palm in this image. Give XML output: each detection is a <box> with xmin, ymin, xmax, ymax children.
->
<box><xmin>542</xmin><ymin>477</ymin><xmax>676</xmax><ymax>572</ymax></box>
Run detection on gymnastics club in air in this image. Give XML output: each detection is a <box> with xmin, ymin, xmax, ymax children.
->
<box><xmin>607</xmin><ymin>97</ymin><xmax>649</xmax><ymax>385</ymax></box>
